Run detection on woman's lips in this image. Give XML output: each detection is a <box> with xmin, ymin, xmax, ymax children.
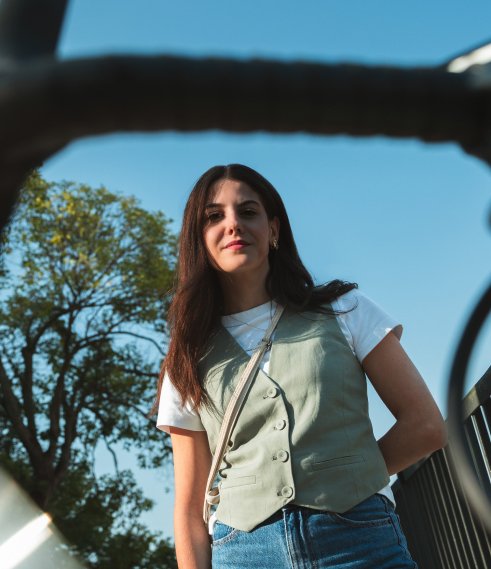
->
<box><xmin>225</xmin><ymin>240</ymin><xmax>249</xmax><ymax>250</ymax></box>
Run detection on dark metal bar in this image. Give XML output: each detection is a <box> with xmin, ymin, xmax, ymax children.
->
<box><xmin>473</xmin><ymin>408</ymin><xmax>491</xmax><ymax>483</ymax></box>
<box><xmin>481</xmin><ymin>399</ymin><xmax>491</xmax><ymax>455</ymax></box>
<box><xmin>395</xmin><ymin>365</ymin><xmax>491</xmax><ymax>567</ymax></box>
<box><xmin>463</xmin><ymin>368</ymin><xmax>491</xmax><ymax>420</ymax></box>
<box><xmin>0</xmin><ymin>56</ymin><xmax>488</xmax><ymax>158</ymax></box>
<box><xmin>464</xmin><ymin>417</ymin><xmax>490</xmax><ymax>490</ymax></box>
<box><xmin>0</xmin><ymin>53</ymin><xmax>489</xmax><ymax>237</ymax></box>
<box><xmin>438</xmin><ymin>449</ymin><xmax>481</xmax><ymax>568</ymax></box>
<box><xmin>442</xmin><ymin>449</ymin><xmax>486</xmax><ymax>568</ymax></box>
<box><xmin>0</xmin><ymin>0</ymin><xmax>68</xmax><ymax>61</ymax></box>
<box><xmin>447</xmin><ymin>283</ymin><xmax>491</xmax><ymax>532</ymax></box>
<box><xmin>428</xmin><ymin>457</ymin><xmax>465</xmax><ymax>569</ymax></box>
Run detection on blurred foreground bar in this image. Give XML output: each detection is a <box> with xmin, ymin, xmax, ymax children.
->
<box><xmin>0</xmin><ymin>468</ymin><xmax>83</xmax><ymax>569</ymax></box>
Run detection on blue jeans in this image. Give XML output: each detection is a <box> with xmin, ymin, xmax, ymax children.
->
<box><xmin>212</xmin><ymin>494</ymin><xmax>417</xmax><ymax>568</ymax></box>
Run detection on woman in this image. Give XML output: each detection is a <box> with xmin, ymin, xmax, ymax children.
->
<box><xmin>155</xmin><ymin>164</ymin><xmax>446</xmax><ymax>569</ymax></box>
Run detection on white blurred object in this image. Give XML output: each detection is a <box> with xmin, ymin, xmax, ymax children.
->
<box><xmin>0</xmin><ymin>468</ymin><xmax>83</xmax><ymax>569</ymax></box>
<box><xmin>447</xmin><ymin>42</ymin><xmax>491</xmax><ymax>72</ymax></box>
<box><xmin>0</xmin><ymin>513</ymin><xmax>52</xmax><ymax>569</ymax></box>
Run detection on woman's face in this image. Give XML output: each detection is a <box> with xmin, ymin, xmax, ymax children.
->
<box><xmin>203</xmin><ymin>178</ymin><xmax>279</xmax><ymax>278</ymax></box>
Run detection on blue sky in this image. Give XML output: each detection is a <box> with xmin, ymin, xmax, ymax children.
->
<box><xmin>40</xmin><ymin>0</ymin><xmax>491</xmax><ymax>539</ymax></box>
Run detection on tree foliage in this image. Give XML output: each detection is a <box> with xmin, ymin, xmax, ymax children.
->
<box><xmin>0</xmin><ymin>171</ymin><xmax>177</xmax><ymax>568</ymax></box>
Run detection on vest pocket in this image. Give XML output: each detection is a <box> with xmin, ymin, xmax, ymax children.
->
<box><xmin>310</xmin><ymin>454</ymin><xmax>364</xmax><ymax>471</ymax></box>
<box><xmin>221</xmin><ymin>475</ymin><xmax>256</xmax><ymax>489</ymax></box>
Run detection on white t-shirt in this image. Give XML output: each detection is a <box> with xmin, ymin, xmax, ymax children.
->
<box><xmin>157</xmin><ymin>288</ymin><xmax>402</xmax><ymax>506</ymax></box>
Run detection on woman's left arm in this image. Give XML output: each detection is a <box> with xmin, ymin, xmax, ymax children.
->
<box><xmin>362</xmin><ymin>331</ymin><xmax>448</xmax><ymax>476</ymax></box>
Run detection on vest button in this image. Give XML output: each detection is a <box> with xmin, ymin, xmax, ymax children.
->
<box><xmin>266</xmin><ymin>386</ymin><xmax>279</xmax><ymax>398</ymax></box>
<box><xmin>274</xmin><ymin>419</ymin><xmax>286</xmax><ymax>430</ymax></box>
<box><xmin>277</xmin><ymin>450</ymin><xmax>289</xmax><ymax>462</ymax></box>
<box><xmin>281</xmin><ymin>486</ymin><xmax>293</xmax><ymax>498</ymax></box>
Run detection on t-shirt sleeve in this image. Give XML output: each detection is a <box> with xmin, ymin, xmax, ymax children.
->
<box><xmin>156</xmin><ymin>371</ymin><xmax>205</xmax><ymax>434</ymax></box>
<box><xmin>332</xmin><ymin>288</ymin><xmax>403</xmax><ymax>363</ymax></box>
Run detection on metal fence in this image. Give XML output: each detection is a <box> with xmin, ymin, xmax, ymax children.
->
<box><xmin>392</xmin><ymin>366</ymin><xmax>491</xmax><ymax>569</ymax></box>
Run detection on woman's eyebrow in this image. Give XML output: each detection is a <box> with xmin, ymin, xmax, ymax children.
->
<box><xmin>205</xmin><ymin>199</ymin><xmax>260</xmax><ymax>209</ymax></box>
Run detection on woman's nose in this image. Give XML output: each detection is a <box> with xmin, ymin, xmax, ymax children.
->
<box><xmin>226</xmin><ymin>212</ymin><xmax>241</xmax><ymax>233</ymax></box>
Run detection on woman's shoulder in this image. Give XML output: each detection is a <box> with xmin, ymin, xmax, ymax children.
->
<box><xmin>331</xmin><ymin>287</ymin><xmax>371</xmax><ymax>312</ymax></box>
<box><xmin>156</xmin><ymin>371</ymin><xmax>205</xmax><ymax>434</ymax></box>
<box><xmin>331</xmin><ymin>287</ymin><xmax>403</xmax><ymax>362</ymax></box>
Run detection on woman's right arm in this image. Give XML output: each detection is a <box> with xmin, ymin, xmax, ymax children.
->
<box><xmin>170</xmin><ymin>426</ymin><xmax>212</xmax><ymax>569</ymax></box>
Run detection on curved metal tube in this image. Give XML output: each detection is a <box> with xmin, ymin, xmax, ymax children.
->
<box><xmin>447</xmin><ymin>281</ymin><xmax>491</xmax><ymax>532</ymax></box>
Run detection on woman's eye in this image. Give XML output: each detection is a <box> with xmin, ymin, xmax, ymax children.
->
<box><xmin>241</xmin><ymin>209</ymin><xmax>257</xmax><ymax>217</ymax></box>
<box><xmin>206</xmin><ymin>211</ymin><xmax>223</xmax><ymax>223</ymax></box>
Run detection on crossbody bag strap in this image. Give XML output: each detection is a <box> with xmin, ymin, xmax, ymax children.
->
<box><xmin>202</xmin><ymin>303</ymin><xmax>285</xmax><ymax>527</ymax></box>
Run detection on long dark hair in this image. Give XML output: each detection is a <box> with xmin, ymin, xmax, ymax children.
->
<box><xmin>151</xmin><ymin>164</ymin><xmax>356</xmax><ymax>413</ymax></box>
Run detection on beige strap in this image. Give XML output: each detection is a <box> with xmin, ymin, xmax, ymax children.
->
<box><xmin>203</xmin><ymin>304</ymin><xmax>285</xmax><ymax>527</ymax></box>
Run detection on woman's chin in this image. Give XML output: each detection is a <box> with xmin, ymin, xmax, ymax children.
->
<box><xmin>218</xmin><ymin>261</ymin><xmax>267</xmax><ymax>278</ymax></box>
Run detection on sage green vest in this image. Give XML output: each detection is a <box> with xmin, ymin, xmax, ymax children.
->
<box><xmin>198</xmin><ymin>305</ymin><xmax>389</xmax><ymax>532</ymax></box>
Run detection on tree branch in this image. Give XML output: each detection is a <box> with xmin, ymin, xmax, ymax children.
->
<box><xmin>30</xmin><ymin>305</ymin><xmax>73</xmax><ymax>346</ymax></box>
<box><xmin>0</xmin><ymin>344</ymin><xmax>22</xmax><ymax>380</ymax></box>
<box><xmin>91</xmin><ymin>241</ymin><xmax>140</xmax><ymax>289</ymax></box>
<box><xmin>18</xmin><ymin>305</ymin><xmax>75</xmax><ymax>437</ymax></box>
<box><xmin>97</xmin><ymin>391</ymin><xmax>159</xmax><ymax>425</ymax></box>
<box><xmin>85</xmin><ymin>405</ymin><xmax>121</xmax><ymax>475</ymax></box>
<box><xmin>47</xmin><ymin>315</ymin><xmax>75</xmax><ymax>462</ymax></box>
<box><xmin>19</xmin><ymin>343</ymin><xmax>38</xmax><ymax>435</ymax></box>
<box><xmin>107</xmin><ymin>331</ymin><xmax>165</xmax><ymax>355</ymax></box>
<box><xmin>81</xmin><ymin>298</ymin><xmax>118</xmax><ymax>338</ymax></box>
<box><xmin>117</xmin><ymin>367</ymin><xmax>158</xmax><ymax>380</ymax></box>
<box><xmin>103</xmin><ymin>433</ymin><xmax>119</xmax><ymax>475</ymax></box>
<box><xmin>0</xmin><ymin>356</ymin><xmax>45</xmax><ymax>468</ymax></box>
<box><xmin>53</xmin><ymin>392</ymin><xmax>82</xmax><ymax>484</ymax></box>
<box><xmin>76</xmin><ymin>312</ymin><xmax>137</xmax><ymax>347</ymax></box>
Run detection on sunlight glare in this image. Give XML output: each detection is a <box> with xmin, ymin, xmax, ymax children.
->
<box><xmin>447</xmin><ymin>43</ymin><xmax>491</xmax><ymax>72</ymax></box>
<box><xmin>0</xmin><ymin>513</ymin><xmax>53</xmax><ymax>569</ymax></box>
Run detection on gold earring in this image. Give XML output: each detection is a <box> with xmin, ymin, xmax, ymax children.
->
<box><xmin>271</xmin><ymin>238</ymin><xmax>279</xmax><ymax>250</ymax></box>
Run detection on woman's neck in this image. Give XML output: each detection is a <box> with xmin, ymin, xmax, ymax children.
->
<box><xmin>219</xmin><ymin>271</ymin><xmax>271</xmax><ymax>315</ymax></box>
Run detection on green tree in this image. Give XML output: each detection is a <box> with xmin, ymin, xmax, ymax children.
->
<box><xmin>0</xmin><ymin>171</ymin><xmax>177</xmax><ymax>568</ymax></box>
